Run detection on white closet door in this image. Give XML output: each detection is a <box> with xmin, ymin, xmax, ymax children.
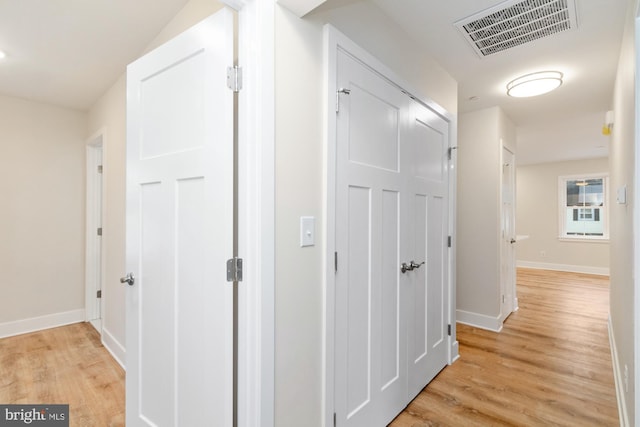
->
<box><xmin>125</xmin><ymin>9</ymin><xmax>234</xmax><ymax>427</ymax></box>
<box><xmin>334</xmin><ymin>50</ymin><xmax>452</xmax><ymax>427</ymax></box>
<box><xmin>334</xmin><ymin>50</ymin><xmax>410</xmax><ymax>427</ymax></box>
<box><xmin>406</xmin><ymin>101</ymin><xmax>450</xmax><ymax>399</ymax></box>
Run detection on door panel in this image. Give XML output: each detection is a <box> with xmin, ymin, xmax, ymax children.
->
<box><xmin>335</xmin><ymin>50</ymin><xmax>407</xmax><ymax>427</ymax></box>
<box><xmin>381</xmin><ymin>190</ymin><xmax>400</xmax><ymax>388</ymax></box>
<box><xmin>126</xmin><ymin>9</ymin><xmax>234</xmax><ymax>427</ymax></box>
<box><xmin>349</xmin><ymin>86</ymin><xmax>400</xmax><ymax>172</ymax></box>
<box><xmin>346</xmin><ymin>185</ymin><xmax>372</xmax><ymax>414</ymax></box>
<box><xmin>405</xmin><ymin>101</ymin><xmax>450</xmax><ymax>401</ymax></box>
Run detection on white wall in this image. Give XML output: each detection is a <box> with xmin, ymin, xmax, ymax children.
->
<box><xmin>608</xmin><ymin>0</ymin><xmax>638</xmax><ymax>424</ymax></box>
<box><xmin>274</xmin><ymin>3</ymin><xmax>457</xmax><ymax>426</ymax></box>
<box><xmin>516</xmin><ymin>158</ymin><xmax>610</xmax><ymax>275</ymax></box>
<box><xmin>457</xmin><ymin>106</ymin><xmax>516</xmax><ymax>330</ymax></box>
<box><xmin>86</xmin><ymin>0</ymin><xmax>225</xmax><ymax>365</ymax></box>
<box><xmin>0</xmin><ymin>94</ymin><xmax>87</xmax><ymax>334</ymax></box>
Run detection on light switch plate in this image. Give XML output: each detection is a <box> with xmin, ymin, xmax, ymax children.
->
<box><xmin>300</xmin><ymin>216</ymin><xmax>315</xmax><ymax>247</ymax></box>
<box><xmin>617</xmin><ymin>185</ymin><xmax>627</xmax><ymax>204</ymax></box>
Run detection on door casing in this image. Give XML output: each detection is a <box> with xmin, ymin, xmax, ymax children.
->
<box><xmin>323</xmin><ymin>24</ymin><xmax>459</xmax><ymax>427</ymax></box>
<box><xmin>85</xmin><ymin>128</ymin><xmax>106</xmax><ymax>333</ymax></box>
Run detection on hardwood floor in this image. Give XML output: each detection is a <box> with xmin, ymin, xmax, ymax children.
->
<box><xmin>391</xmin><ymin>268</ymin><xmax>619</xmax><ymax>427</ymax></box>
<box><xmin>0</xmin><ymin>322</ymin><xmax>125</xmax><ymax>427</ymax></box>
<box><xmin>0</xmin><ymin>268</ymin><xmax>618</xmax><ymax>426</ymax></box>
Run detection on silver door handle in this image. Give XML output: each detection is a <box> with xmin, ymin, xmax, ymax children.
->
<box><xmin>401</xmin><ymin>260</ymin><xmax>425</xmax><ymax>274</ymax></box>
<box><xmin>120</xmin><ymin>273</ymin><xmax>135</xmax><ymax>286</ymax></box>
<box><xmin>410</xmin><ymin>261</ymin><xmax>425</xmax><ymax>269</ymax></box>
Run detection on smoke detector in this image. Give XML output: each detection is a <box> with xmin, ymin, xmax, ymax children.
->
<box><xmin>455</xmin><ymin>0</ymin><xmax>578</xmax><ymax>58</ymax></box>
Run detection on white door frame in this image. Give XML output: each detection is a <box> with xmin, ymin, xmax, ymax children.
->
<box><xmin>323</xmin><ymin>25</ymin><xmax>458</xmax><ymax>427</ymax></box>
<box><xmin>221</xmin><ymin>1</ymin><xmax>275</xmax><ymax>426</ymax></box>
<box><xmin>500</xmin><ymin>145</ymin><xmax>517</xmax><ymax>322</ymax></box>
<box><xmin>85</xmin><ymin>128</ymin><xmax>107</xmax><ymax>332</ymax></box>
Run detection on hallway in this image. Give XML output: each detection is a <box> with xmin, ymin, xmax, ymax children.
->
<box><xmin>391</xmin><ymin>268</ymin><xmax>618</xmax><ymax>426</ymax></box>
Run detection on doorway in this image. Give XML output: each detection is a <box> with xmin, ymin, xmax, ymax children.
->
<box><xmin>501</xmin><ymin>145</ymin><xmax>517</xmax><ymax>321</ymax></box>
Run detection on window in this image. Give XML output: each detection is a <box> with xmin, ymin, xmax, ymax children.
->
<box><xmin>558</xmin><ymin>174</ymin><xmax>609</xmax><ymax>240</ymax></box>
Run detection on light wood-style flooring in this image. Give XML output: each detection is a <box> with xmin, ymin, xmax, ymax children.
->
<box><xmin>391</xmin><ymin>268</ymin><xmax>619</xmax><ymax>426</ymax></box>
<box><xmin>0</xmin><ymin>268</ymin><xmax>619</xmax><ymax>426</ymax></box>
<box><xmin>0</xmin><ymin>323</ymin><xmax>124</xmax><ymax>426</ymax></box>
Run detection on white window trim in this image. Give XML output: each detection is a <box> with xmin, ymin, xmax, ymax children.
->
<box><xmin>558</xmin><ymin>172</ymin><xmax>610</xmax><ymax>241</ymax></box>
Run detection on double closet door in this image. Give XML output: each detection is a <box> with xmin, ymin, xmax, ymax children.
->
<box><xmin>334</xmin><ymin>50</ymin><xmax>451</xmax><ymax>427</ymax></box>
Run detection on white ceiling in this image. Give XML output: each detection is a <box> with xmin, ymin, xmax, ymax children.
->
<box><xmin>0</xmin><ymin>0</ymin><xmax>190</xmax><ymax>111</ymax></box>
<box><xmin>0</xmin><ymin>0</ymin><xmax>630</xmax><ymax>165</ymax></box>
<box><xmin>370</xmin><ymin>0</ymin><xmax>628</xmax><ymax>164</ymax></box>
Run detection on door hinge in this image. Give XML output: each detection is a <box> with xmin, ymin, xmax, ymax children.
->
<box><xmin>336</xmin><ymin>88</ymin><xmax>351</xmax><ymax>113</ymax></box>
<box><xmin>448</xmin><ymin>324</ymin><xmax>452</xmax><ymax>336</ymax></box>
<box><xmin>335</xmin><ymin>252</ymin><xmax>338</xmax><ymax>273</ymax></box>
<box><xmin>447</xmin><ymin>146</ymin><xmax>458</xmax><ymax>160</ymax></box>
<box><xmin>97</xmin><ymin>227</ymin><xmax>102</xmax><ymax>236</ymax></box>
<box><xmin>447</xmin><ymin>235</ymin><xmax>452</xmax><ymax>247</ymax></box>
<box><xmin>226</xmin><ymin>66</ymin><xmax>243</xmax><ymax>92</ymax></box>
<box><xmin>97</xmin><ymin>165</ymin><xmax>103</xmax><ymax>174</ymax></box>
<box><xmin>226</xmin><ymin>257</ymin><xmax>243</xmax><ymax>282</ymax></box>
<box><xmin>96</xmin><ymin>290</ymin><xmax>102</xmax><ymax>298</ymax></box>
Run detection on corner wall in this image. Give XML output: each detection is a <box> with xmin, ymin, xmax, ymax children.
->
<box><xmin>0</xmin><ymin>95</ymin><xmax>87</xmax><ymax>336</ymax></box>
<box><xmin>609</xmin><ymin>0</ymin><xmax>639</xmax><ymax>424</ymax></box>
<box><xmin>516</xmin><ymin>158</ymin><xmax>610</xmax><ymax>275</ymax></box>
<box><xmin>456</xmin><ymin>106</ymin><xmax>515</xmax><ymax>330</ymax></box>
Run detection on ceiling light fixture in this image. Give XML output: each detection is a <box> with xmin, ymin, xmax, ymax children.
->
<box><xmin>506</xmin><ymin>71</ymin><xmax>563</xmax><ymax>98</ymax></box>
<box><xmin>0</xmin><ymin>51</ymin><xmax>6</xmax><ymax>60</ymax></box>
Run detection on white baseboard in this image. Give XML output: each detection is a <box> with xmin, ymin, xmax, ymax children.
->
<box><xmin>456</xmin><ymin>309</ymin><xmax>503</xmax><ymax>332</ymax></box>
<box><xmin>102</xmin><ymin>326</ymin><xmax>126</xmax><ymax>370</ymax></box>
<box><xmin>0</xmin><ymin>309</ymin><xmax>85</xmax><ymax>339</ymax></box>
<box><xmin>608</xmin><ymin>316</ymin><xmax>630</xmax><ymax>427</ymax></box>
<box><xmin>517</xmin><ymin>260</ymin><xmax>609</xmax><ymax>276</ymax></box>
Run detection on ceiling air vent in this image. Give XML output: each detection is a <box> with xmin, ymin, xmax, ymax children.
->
<box><xmin>455</xmin><ymin>0</ymin><xmax>578</xmax><ymax>57</ymax></box>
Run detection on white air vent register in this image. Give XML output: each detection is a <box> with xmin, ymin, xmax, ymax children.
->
<box><xmin>455</xmin><ymin>0</ymin><xmax>578</xmax><ymax>57</ymax></box>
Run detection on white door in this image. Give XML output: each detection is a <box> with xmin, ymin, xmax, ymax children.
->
<box><xmin>500</xmin><ymin>146</ymin><xmax>516</xmax><ymax>320</ymax></box>
<box><xmin>334</xmin><ymin>50</ymin><xmax>451</xmax><ymax>427</ymax></box>
<box><xmin>405</xmin><ymin>101</ymin><xmax>450</xmax><ymax>399</ymax></box>
<box><xmin>125</xmin><ymin>9</ymin><xmax>234</xmax><ymax>427</ymax></box>
<box><xmin>334</xmin><ymin>50</ymin><xmax>409</xmax><ymax>427</ymax></box>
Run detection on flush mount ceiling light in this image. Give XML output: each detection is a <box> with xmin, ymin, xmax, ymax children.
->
<box><xmin>0</xmin><ymin>51</ymin><xmax>6</xmax><ymax>60</ymax></box>
<box><xmin>506</xmin><ymin>71</ymin><xmax>563</xmax><ymax>97</ymax></box>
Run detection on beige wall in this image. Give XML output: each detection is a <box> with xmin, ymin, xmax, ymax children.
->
<box><xmin>516</xmin><ymin>158</ymin><xmax>610</xmax><ymax>274</ymax></box>
<box><xmin>457</xmin><ymin>106</ymin><xmax>515</xmax><ymax>328</ymax></box>
<box><xmin>86</xmin><ymin>0</ymin><xmax>225</xmax><ymax>364</ymax></box>
<box><xmin>609</xmin><ymin>0</ymin><xmax>638</xmax><ymax>424</ymax></box>
<box><xmin>0</xmin><ymin>95</ymin><xmax>87</xmax><ymax>324</ymax></box>
<box><xmin>274</xmin><ymin>3</ymin><xmax>457</xmax><ymax>425</ymax></box>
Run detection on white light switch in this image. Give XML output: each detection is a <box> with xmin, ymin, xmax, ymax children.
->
<box><xmin>617</xmin><ymin>185</ymin><xmax>627</xmax><ymax>204</ymax></box>
<box><xmin>300</xmin><ymin>216</ymin><xmax>315</xmax><ymax>247</ymax></box>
